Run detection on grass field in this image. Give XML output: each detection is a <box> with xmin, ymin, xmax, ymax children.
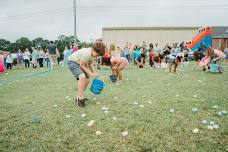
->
<box><xmin>0</xmin><ymin>62</ymin><xmax>228</xmax><ymax>152</ymax></box>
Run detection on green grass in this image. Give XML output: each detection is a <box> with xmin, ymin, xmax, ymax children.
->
<box><xmin>0</xmin><ymin>62</ymin><xmax>228</xmax><ymax>152</ymax></box>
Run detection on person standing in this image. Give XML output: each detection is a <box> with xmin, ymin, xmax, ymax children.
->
<box><xmin>0</xmin><ymin>51</ymin><xmax>6</xmax><ymax>73</ymax></box>
<box><xmin>66</xmin><ymin>46</ymin><xmax>73</xmax><ymax>65</ymax></box>
<box><xmin>37</xmin><ymin>48</ymin><xmax>45</xmax><ymax>68</ymax></box>
<box><xmin>3</xmin><ymin>52</ymin><xmax>7</xmax><ymax>68</ymax></box>
<box><xmin>142</xmin><ymin>41</ymin><xmax>148</xmax><ymax>59</ymax></box>
<box><xmin>63</xmin><ymin>46</ymin><xmax>68</xmax><ymax>67</ymax></box>
<box><xmin>6</xmin><ymin>53</ymin><xmax>13</xmax><ymax>70</ymax></box>
<box><xmin>45</xmin><ymin>49</ymin><xmax>51</xmax><ymax>67</ymax></box>
<box><xmin>23</xmin><ymin>48</ymin><xmax>31</xmax><ymax>69</ymax></box>
<box><xmin>129</xmin><ymin>43</ymin><xmax>134</xmax><ymax>64</ymax></box>
<box><xmin>149</xmin><ymin>43</ymin><xmax>155</xmax><ymax>67</ymax></box>
<box><xmin>224</xmin><ymin>44</ymin><xmax>228</xmax><ymax>62</ymax></box>
<box><xmin>32</xmin><ymin>47</ymin><xmax>38</xmax><ymax>68</ymax></box>
<box><xmin>73</xmin><ymin>44</ymin><xmax>78</xmax><ymax>53</ymax></box>
<box><xmin>48</xmin><ymin>41</ymin><xmax>58</xmax><ymax>69</ymax></box>
<box><xmin>132</xmin><ymin>45</ymin><xmax>141</xmax><ymax>66</ymax></box>
<box><xmin>17</xmin><ymin>49</ymin><xmax>23</xmax><ymax>69</ymax></box>
<box><xmin>56</xmin><ymin>49</ymin><xmax>61</xmax><ymax>66</ymax></box>
<box><xmin>110</xmin><ymin>44</ymin><xmax>121</xmax><ymax>57</ymax></box>
<box><xmin>123</xmin><ymin>45</ymin><xmax>130</xmax><ymax>63</ymax></box>
<box><xmin>154</xmin><ymin>43</ymin><xmax>162</xmax><ymax>54</ymax></box>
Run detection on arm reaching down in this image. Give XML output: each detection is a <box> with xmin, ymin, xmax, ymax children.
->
<box><xmin>79</xmin><ymin>60</ymin><xmax>98</xmax><ymax>78</ymax></box>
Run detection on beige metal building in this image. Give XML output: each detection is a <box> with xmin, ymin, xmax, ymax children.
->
<box><xmin>211</xmin><ymin>27</ymin><xmax>228</xmax><ymax>51</ymax></box>
<box><xmin>102</xmin><ymin>27</ymin><xmax>199</xmax><ymax>48</ymax></box>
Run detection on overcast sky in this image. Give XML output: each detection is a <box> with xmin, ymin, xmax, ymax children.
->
<box><xmin>0</xmin><ymin>0</ymin><xmax>228</xmax><ymax>42</ymax></box>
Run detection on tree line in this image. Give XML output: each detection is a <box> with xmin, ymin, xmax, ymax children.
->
<box><xmin>0</xmin><ymin>35</ymin><xmax>94</xmax><ymax>54</ymax></box>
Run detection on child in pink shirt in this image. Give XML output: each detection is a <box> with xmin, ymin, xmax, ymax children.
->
<box><xmin>73</xmin><ymin>47</ymin><xmax>78</xmax><ymax>53</ymax></box>
<box><xmin>0</xmin><ymin>52</ymin><xmax>6</xmax><ymax>73</ymax></box>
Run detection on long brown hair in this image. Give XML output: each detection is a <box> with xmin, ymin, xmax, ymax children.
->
<box><xmin>206</xmin><ymin>47</ymin><xmax>215</xmax><ymax>58</ymax></box>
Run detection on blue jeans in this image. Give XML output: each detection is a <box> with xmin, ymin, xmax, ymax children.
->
<box><xmin>46</xmin><ymin>58</ymin><xmax>50</xmax><ymax>67</ymax></box>
<box><xmin>4</xmin><ymin>58</ymin><xmax>6</xmax><ymax>67</ymax></box>
<box><xmin>125</xmin><ymin>54</ymin><xmax>130</xmax><ymax>63</ymax></box>
<box><xmin>64</xmin><ymin>58</ymin><xmax>68</xmax><ymax>67</ymax></box>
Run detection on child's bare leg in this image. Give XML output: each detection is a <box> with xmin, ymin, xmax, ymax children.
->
<box><xmin>118</xmin><ymin>64</ymin><xmax>124</xmax><ymax>80</ymax></box>
<box><xmin>112</xmin><ymin>68</ymin><xmax>116</xmax><ymax>75</ymax></box>
<box><xmin>173</xmin><ymin>62</ymin><xmax>178</xmax><ymax>73</ymax></box>
<box><xmin>84</xmin><ymin>78</ymin><xmax>90</xmax><ymax>91</ymax></box>
<box><xmin>116</xmin><ymin>68</ymin><xmax>119</xmax><ymax>78</ymax></box>
<box><xmin>169</xmin><ymin>64</ymin><xmax>172</xmax><ymax>73</ymax></box>
<box><xmin>118</xmin><ymin>70</ymin><xmax>122</xmax><ymax>80</ymax></box>
<box><xmin>78</xmin><ymin>74</ymin><xmax>87</xmax><ymax>99</ymax></box>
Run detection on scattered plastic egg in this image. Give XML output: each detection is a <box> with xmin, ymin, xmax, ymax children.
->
<box><xmin>122</xmin><ymin>131</ymin><xmax>128</xmax><ymax>137</ymax></box>
<box><xmin>222</xmin><ymin>111</ymin><xmax>227</xmax><ymax>115</ymax></box>
<box><xmin>87</xmin><ymin>120</ymin><xmax>95</xmax><ymax>127</ymax></box>
<box><xmin>81</xmin><ymin>114</ymin><xmax>86</xmax><ymax>118</ymax></box>
<box><xmin>209</xmin><ymin>121</ymin><xmax>215</xmax><ymax>125</ymax></box>
<box><xmin>202</xmin><ymin>120</ymin><xmax>208</xmax><ymax>125</ymax></box>
<box><xmin>192</xmin><ymin>108</ymin><xmax>198</xmax><ymax>113</ymax></box>
<box><xmin>65</xmin><ymin>115</ymin><xmax>71</xmax><ymax>118</ymax></box>
<box><xmin>213</xmin><ymin>125</ymin><xmax>219</xmax><ymax>129</ymax></box>
<box><xmin>212</xmin><ymin>105</ymin><xmax>218</xmax><ymax>109</ymax></box>
<box><xmin>192</xmin><ymin>128</ymin><xmax>199</xmax><ymax>134</ymax></box>
<box><xmin>140</xmin><ymin>105</ymin><xmax>144</xmax><ymax>108</ymax></box>
<box><xmin>96</xmin><ymin>131</ymin><xmax>102</xmax><ymax>136</ymax></box>
<box><xmin>170</xmin><ymin>109</ymin><xmax>175</xmax><ymax>113</ymax></box>
<box><xmin>217</xmin><ymin>111</ymin><xmax>223</xmax><ymax>116</ymax></box>
<box><xmin>207</xmin><ymin>126</ymin><xmax>214</xmax><ymax>130</ymax></box>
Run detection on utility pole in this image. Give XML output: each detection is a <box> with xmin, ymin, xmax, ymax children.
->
<box><xmin>73</xmin><ymin>0</ymin><xmax>77</xmax><ymax>45</ymax></box>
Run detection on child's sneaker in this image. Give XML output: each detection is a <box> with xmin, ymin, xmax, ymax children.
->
<box><xmin>75</xmin><ymin>98</ymin><xmax>85</xmax><ymax>107</ymax></box>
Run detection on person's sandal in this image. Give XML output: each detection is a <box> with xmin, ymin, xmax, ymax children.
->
<box><xmin>75</xmin><ymin>98</ymin><xmax>85</xmax><ymax>107</ymax></box>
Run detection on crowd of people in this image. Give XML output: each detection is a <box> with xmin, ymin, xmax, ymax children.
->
<box><xmin>0</xmin><ymin>40</ymin><xmax>227</xmax><ymax>74</ymax></box>
<box><xmin>0</xmin><ymin>41</ymin><xmax>80</xmax><ymax>73</ymax></box>
<box><xmin>98</xmin><ymin>41</ymin><xmax>227</xmax><ymax>73</ymax></box>
<box><xmin>99</xmin><ymin>41</ymin><xmax>190</xmax><ymax>73</ymax></box>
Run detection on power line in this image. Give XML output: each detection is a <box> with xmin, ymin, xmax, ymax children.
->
<box><xmin>0</xmin><ymin>7</ymin><xmax>73</xmax><ymax>20</ymax></box>
<box><xmin>76</xmin><ymin>5</ymin><xmax>228</xmax><ymax>10</ymax></box>
<box><xmin>1</xmin><ymin>4</ymin><xmax>227</xmax><ymax>22</ymax></box>
<box><xmin>76</xmin><ymin>4</ymin><xmax>228</xmax><ymax>8</ymax></box>
<box><xmin>1</xmin><ymin>5</ymin><xmax>227</xmax><ymax>19</ymax></box>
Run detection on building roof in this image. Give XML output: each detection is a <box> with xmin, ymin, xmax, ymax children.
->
<box><xmin>103</xmin><ymin>27</ymin><xmax>200</xmax><ymax>31</ymax></box>
<box><xmin>103</xmin><ymin>26</ymin><xmax>228</xmax><ymax>38</ymax></box>
<box><xmin>212</xmin><ymin>26</ymin><xmax>228</xmax><ymax>38</ymax></box>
